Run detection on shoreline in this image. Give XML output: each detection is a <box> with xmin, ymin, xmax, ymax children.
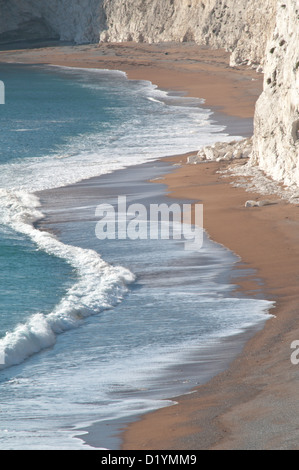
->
<box><xmin>35</xmin><ymin>158</ymin><xmax>268</xmax><ymax>451</ymax></box>
<box><xmin>0</xmin><ymin>42</ymin><xmax>263</xmax><ymax>120</ymax></box>
<box><xmin>122</xmin><ymin>154</ymin><xmax>299</xmax><ymax>450</ymax></box>
<box><xmin>2</xmin><ymin>43</ymin><xmax>299</xmax><ymax>449</ymax></box>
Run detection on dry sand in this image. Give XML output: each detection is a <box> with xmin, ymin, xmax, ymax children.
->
<box><xmin>1</xmin><ymin>42</ymin><xmax>299</xmax><ymax>450</ymax></box>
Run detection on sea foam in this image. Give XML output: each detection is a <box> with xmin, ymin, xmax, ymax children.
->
<box><xmin>0</xmin><ymin>66</ymin><xmax>229</xmax><ymax>370</ymax></box>
<box><xmin>0</xmin><ymin>189</ymin><xmax>135</xmax><ymax>369</ymax></box>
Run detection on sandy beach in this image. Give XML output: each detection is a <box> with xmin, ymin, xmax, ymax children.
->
<box><xmin>1</xmin><ymin>42</ymin><xmax>299</xmax><ymax>450</ymax></box>
<box><xmin>122</xmin><ymin>157</ymin><xmax>299</xmax><ymax>450</ymax></box>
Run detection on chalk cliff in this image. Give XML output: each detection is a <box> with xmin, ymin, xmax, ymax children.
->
<box><xmin>251</xmin><ymin>1</ymin><xmax>299</xmax><ymax>187</ymax></box>
<box><xmin>0</xmin><ymin>0</ymin><xmax>106</xmax><ymax>44</ymax></box>
<box><xmin>0</xmin><ymin>0</ymin><xmax>277</xmax><ymax>66</ymax></box>
<box><xmin>101</xmin><ymin>0</ymin><xmax>277</xmax><ymax>68</ymax></box>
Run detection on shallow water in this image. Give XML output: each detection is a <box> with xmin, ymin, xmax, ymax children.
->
<box><xmin>0</xmin><ymin>64</ymin><xmax>273</xmax><ymax>449</ymax></box>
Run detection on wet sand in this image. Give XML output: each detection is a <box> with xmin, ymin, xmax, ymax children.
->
<box><xmin>35</xmin><ymin>157</ymin><xmax>266</xmax><ymax>450</ymax></box>
<box><xmin>122</xmin><ymin>154</ymin><xmax>299</xmax><ymax>450</ymax></box>
<box><xmin>2</xmin><ymin>42</ymin><xmax>298</xmax><ymax>450</ymax></box>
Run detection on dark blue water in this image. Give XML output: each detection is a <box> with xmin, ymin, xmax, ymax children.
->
<box><xmin>0</xmin><ymin>64</ymin><xmax>123</xmax><ymax>163</ymax></box>
<box><xmin>0</xmin><ymin>226</ymin><xmax>72</xmax><ymax>338</ymax></box>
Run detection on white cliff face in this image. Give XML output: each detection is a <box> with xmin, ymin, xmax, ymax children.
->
<box><xmin>101</xmin><ymin>0</ymin><xmax>277</xmax><ymax>68</ymax></box>
<box><xmin>101</xmin><ymin>0</ymin><xmax>299</xmax><ymax>190</ymax></box>
<box><xmin>0</xmin><ymin>0</ymin><xmax>106</xmax><ymax>44</ymax></box>
<box><xmin>251</xmin><ymin>1</ymin><xmax>299</xmax><ymax>187</ymax></box>
<box><xmin>0</xmin><ymin>0</ymin><xmax>277</xmax><ymax>64</ymax></box>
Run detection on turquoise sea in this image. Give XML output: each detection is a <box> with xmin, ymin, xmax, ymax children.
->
<box><xmin>0</xmin><ymin>64</ymin><xmax>273</xmax><ymax>449</ymax></box>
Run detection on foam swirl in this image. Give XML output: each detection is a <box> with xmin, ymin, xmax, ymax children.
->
<box><xmin>0</xmin><ymin>189</ymin><xmax>135</xmax><ymax>369</ymax></box>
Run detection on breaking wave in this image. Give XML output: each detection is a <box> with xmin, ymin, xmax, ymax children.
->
<box><xmin>0</xmin><ymin>189</ymin><xmax>135</xmax><ymax>369</ymax></box>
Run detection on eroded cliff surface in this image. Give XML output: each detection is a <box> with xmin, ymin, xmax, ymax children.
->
<box><xmin>101</xmin><ymin>0</ymin><xmax>277</xmax><ymax>68</ymax></box>
<box><xmin>251</xmin><ymin>1</ymin><xmax>299</xmax><ymax>187</ymax></box>
<box><xmin>0</xmin><ymin>0</ymin><xmax>276</xmax><ymax>66</ymax></box>
<box><xmin>0</xmin><ymin>0</ymin><xmax>106</xmax><ymax>44</ymax></box>
<box><xmin>101</xmin><ymin>0</ymin><xmax>299</xmax><ymax>189</ymax></box>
